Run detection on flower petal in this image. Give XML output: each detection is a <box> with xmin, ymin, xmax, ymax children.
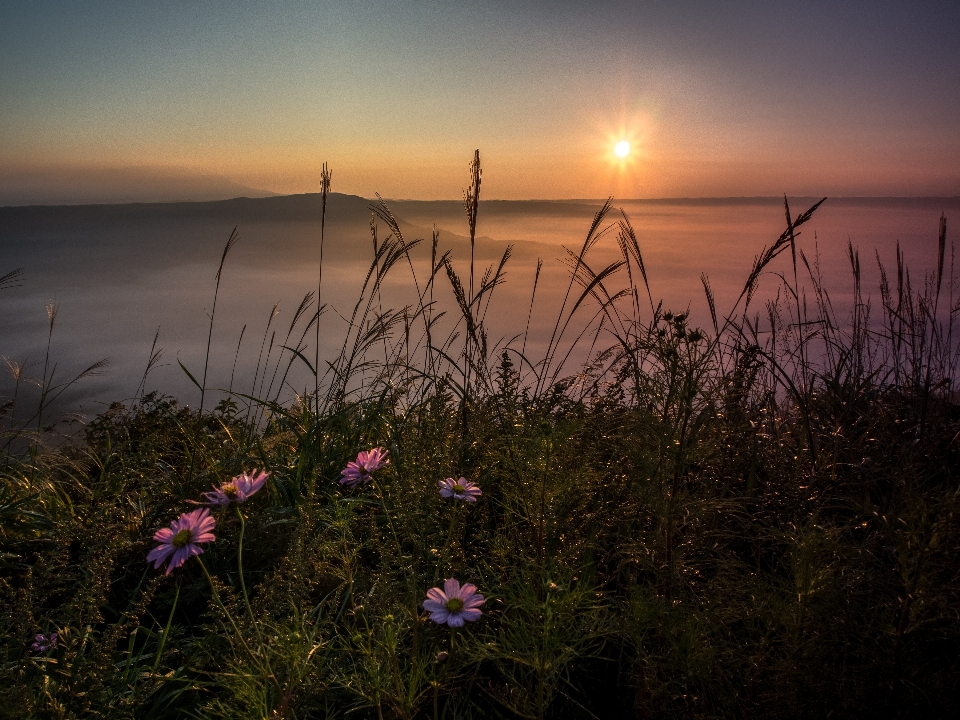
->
<box><xmin>425</xmin><ymin>587</ymin><xmax>447</xmax><ymax>604</ymax></box>
<box><xmin>198</xmin><ymin>516</ymin><xmax>216</xmax><ymax>535</ymax></box>
<box><xmin>202</xmin><ymin>491</ymin><xmax>229</xmax><ymax>505</ymax></box>
<box><xmin>429</xmin><ymin>608</ymin><xmax>451</xmax><ymax>624</ymax></box>
<box><xmin>147</xmin><ymin>544</ymin><xmax>173</xmax><ymax>567</ymax></box>
<box><xmin>423</xmin><ymin>600</ymin><xmax>446</xmax><ymax>614</ymax></box>
<box><xmin>463</xmin><ymin>594</ymin><xmax>485</xmax><ymax>609</ymax></box>
<box><xmin>456</xmin><ymin>582</ymin><xmax>478</xmax><ymax>599</ymax></box>
<box><xmin>169</xmin><ymin>546</ymin><xmax>191</xmax><ymax>571</ymax></box>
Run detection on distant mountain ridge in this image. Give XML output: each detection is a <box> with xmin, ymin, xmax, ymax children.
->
<box><xmin>5</xmin><ymin>189</ymin><xmax>960</xmax><ymax>214</ymax></box>
<box><xmin>0</xmin><ymin>192</ymin><xmax>536</xmax><ymax>281</ymax></box>
<box><xmin>0</xmin><ymin>166</ymin><xmax>278</xmax><ymax>207</ymax></box>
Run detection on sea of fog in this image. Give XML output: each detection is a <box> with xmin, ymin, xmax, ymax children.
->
<box><xmin>2</xmin><ymin>193</ymin><xmax>957</xmax><ymax>423</ymax></box>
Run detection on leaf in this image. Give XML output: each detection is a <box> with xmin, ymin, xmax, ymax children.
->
<box><xmin>177</xmin><ymin>359</ymin><xmax>202</xmax><ymax>391</ymax></box>
<box><xmin>282</xmin><ymin>345</ymin><xmax>317</xmax><ymax>377</ymax></box>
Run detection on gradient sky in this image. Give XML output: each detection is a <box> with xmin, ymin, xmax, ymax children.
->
<box><xmin>2</xmin><ymin>0</ymin><xmax>959</xmax><ymax>202</ymax></box>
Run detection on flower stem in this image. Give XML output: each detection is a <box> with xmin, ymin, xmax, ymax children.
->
<box><xmin>433</xmin><ymin>506</ymin><xmax>460</xmax><ymax>584</ymax></box>
<box><xmin>371</xmin><ymin>473</ymin><xmax>422</xmax><ymax>637</ymax></box>
<box><xmin>196</xmin><ymin>556</ymin><xmax>257</xmax><ymax>661</ymax></box>
<box><xmin>235</xmin><ymin>505</ymin><xmax>256</xmax><ymax>625</ymax></box>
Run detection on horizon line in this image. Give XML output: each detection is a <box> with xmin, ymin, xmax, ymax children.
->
<box><xmin>5</xmin><ymin>192</ymin><xmax>960</xmax><ymax>210</ymax></box>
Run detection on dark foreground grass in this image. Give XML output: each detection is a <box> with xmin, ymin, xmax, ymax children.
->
<box><xmin>1</xmin><ymin>158</ymin><xmax>959</xmax><ymax>718</ymax></box>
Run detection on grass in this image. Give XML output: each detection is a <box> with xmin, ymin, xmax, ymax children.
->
<box><xmin>1</xmin><ymin>155</ymin><xmax>958</xmax><ymax>719</ymax></box>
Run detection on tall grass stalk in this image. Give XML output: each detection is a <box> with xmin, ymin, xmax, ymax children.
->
<box><xmin>36</xmin><ymin>301</ymin><xmax>58</xmax><ymax>433</ymax></box>
<box><xmin>315</xmin><ymin>164</ymin><xmax>332</xmax><ymax>415</ymax></box>
<box><xmin>199</xmin><ymin>227</ymin><xmax>239</xmax><ymax>415</ymax></box>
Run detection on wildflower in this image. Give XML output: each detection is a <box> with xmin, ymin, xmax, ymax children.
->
<box><xmin>147</xmin><ymin>508</ymin><xmax>216</xmax><ymax>575</ymax></box>
<box><xmin>339</xmin><ymin>447</ymin><xmax>389</xmax><ymax>488</ymax></box>
<box><xmin>423</xmin><ymin>578</ymin><xmax>484</xmax><ymax>627</ymax></box>
<box><xmin>438</xmin><ymin>477</ymin><xmax>482</xmax><ymax>503</ymax></box>
<box><xmin>30</xmin><ymin>632</ymin><xmax>57</xmax><ymax>653</ymax></box>
<box><xmin>198</xmin><ymin>470</ymin><xmax>270</xmax><ymax>505</ymax></box>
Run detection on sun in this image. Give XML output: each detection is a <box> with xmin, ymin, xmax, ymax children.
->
<box><xmin>596</xmin><ymin>109</ymin><xmax>652</xmax><ymax>195</ymax></box>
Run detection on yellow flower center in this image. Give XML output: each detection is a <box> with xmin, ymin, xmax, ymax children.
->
<box><xmin>452</xmin><ymin>484</ymin><xmax>465</xmax><ymax>493</ymax></box>
<box><xmin>222</xmin><ymin>483</ymin><xmax>239</xmax><ymax>497</ymax></box>
<box><xmin>172</xmin><ymin>529</ymin><xmax>193</xmax><ymax>548</ymax></box>
<box><xmin>445</xmin><ymin>597</ymin><xmax>464</xmax><ymax>612</ymax></box>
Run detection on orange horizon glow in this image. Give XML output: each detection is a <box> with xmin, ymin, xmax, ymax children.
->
<box><xmin>5</xmin><ymin>151</ymin><xmax>960</xmax><ymax>205</ymax></box>
<box><xmin>2</xmin><ymin>4</ymin><xmax>959</xmax><ymax>204</ymax></box>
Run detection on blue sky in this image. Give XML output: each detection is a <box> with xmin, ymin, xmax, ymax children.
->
<box><xmin>2</xmin><ymin>1</ymin><xmax>958</xmax><ymax>200</ymax></box>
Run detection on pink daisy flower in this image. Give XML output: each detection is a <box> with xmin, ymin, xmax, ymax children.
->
<box><xmin>339</xmin><ymin>447</ymin><xmax>390</xmax><ymax>488</ymax></box>
<box><xmin>30</xmin><ymin>632</ymin><xmax>57</xmax><ymax>654</ymax></box>
<box><xmin>438</xmin><ymin>477</ymin><xmax>482</xmax><ymax>502</ymax></box>
<box><xmin>147</xmin><ymin>508</ymin><xmax>216</xmax><ymax>575</ymax></box>
<box><xmin>198</xmin><ymin>470</ymin><xmax>270</xmax><ymax>505</ymax></box>
<box><xmin>423</xmin><ymin>578</ymin><xmax>484</xmax><ymax>627</ymax></box>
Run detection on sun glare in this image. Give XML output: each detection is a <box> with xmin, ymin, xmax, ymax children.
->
<box><xmin>597</xmin><ymin>112</ymin><xmax>650</xmax><ymax>196</ymax></box>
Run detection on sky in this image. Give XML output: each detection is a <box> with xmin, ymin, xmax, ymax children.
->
<box><xmin>2</xmin><ymin>0</ymin><xmax>959</xmax><ymax>202</ymax></box>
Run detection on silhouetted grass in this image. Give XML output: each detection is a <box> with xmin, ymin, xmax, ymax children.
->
<box><xmin>1</xmin><ymin>156</ymin><xmax>958</xmax><ymax>719</ymax></box>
